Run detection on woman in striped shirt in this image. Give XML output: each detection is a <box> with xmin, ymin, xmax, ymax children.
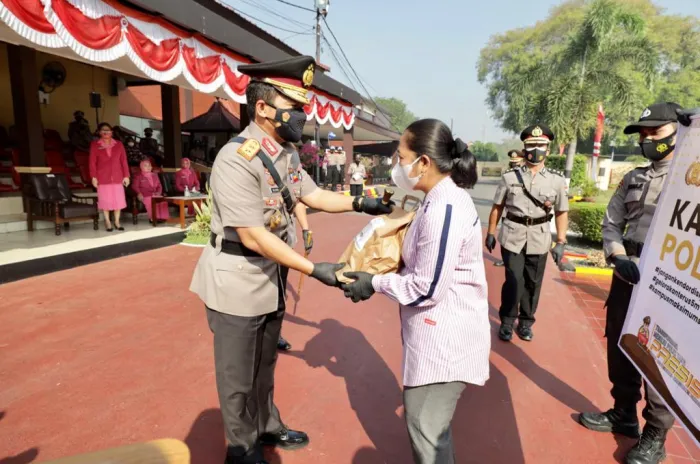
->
<box><xmin>343</xmin><ymin>118</ymin><xmax>491</xmax><ymax>464</ymax></box>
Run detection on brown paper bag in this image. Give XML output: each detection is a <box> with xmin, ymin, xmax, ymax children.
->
<box><xmin>336</xmin><ymin>207</ymin><xmax>416</xmax><ymax>284</ymax></box>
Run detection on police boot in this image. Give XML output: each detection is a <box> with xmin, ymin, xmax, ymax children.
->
<box><xmin>625</xmin><ymin>424</ymin><xmax>667</xmax><ymax>464</ymax></box>
<box><xmin>498</xmin><ymin>324</ymin><xmax>513</xmax><ymax>342</ymax></box>
<box><xmin>579</xmin><ymin>408</ymin><xmax>640</xmax><ymax>438</ymax></box>
<box><xmin>516</xmin><ymin>324</ymin><xmax>533</xmax><ymax>341</ymax></box>
<box><xmin>277</xmin><ymin>336</ymin><xmax>292</xmax><ymax>351</ymax></box>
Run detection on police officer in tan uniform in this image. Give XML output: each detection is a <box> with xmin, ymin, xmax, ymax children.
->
<box><xmin>485</xmin><ymin>124</ymin><xmax>569</xmax><ymax>342</ymax></box>
<box><xmin>189</xmin><ymin>55</ymin><xmax>392</xmax><ymax>464</ymax></box>
<box><xmin>579</xmin><ymin>102</ymin><xmax>682</xmax><ymax>464</ymax></box>
<box><xmin>494</xmin><ymin>150</ymin><xmax>526</xmax><ymax>268</ymax></box>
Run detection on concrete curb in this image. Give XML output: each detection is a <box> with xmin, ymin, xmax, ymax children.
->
<box><xmin>575</xmin><ymin>266</ymin><xmax>613</xmax><ymax>276</ymax></box>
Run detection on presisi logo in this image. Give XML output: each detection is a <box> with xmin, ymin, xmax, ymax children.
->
<box><xmin>649</xmin><ymin>326</ymin><xmax>700</xmax><ymax>402</ymax></box>
<box><xmin>641</xmin><ymin>108</ymin><xmax>652</xmax><ymax>119</ymax></box>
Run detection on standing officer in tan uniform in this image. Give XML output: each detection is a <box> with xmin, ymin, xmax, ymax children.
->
<box><xmin>485</xmin><ymin>124</ymin><xmax>569</xmax><ymax>342</ymax></box>
<box><xmin>494</xmin><ymin>150</ymin><xmax>526</xmax><ymax>268</ymax></box>
<box><xmin>579</xmin><ymin>102</ymin><xmax>682</xmax><ymax>464</ymax></box>
<box><xmin>189</xmin><ymin>55</ymin><xmax>392</xmax><ymax>464</ymax></box>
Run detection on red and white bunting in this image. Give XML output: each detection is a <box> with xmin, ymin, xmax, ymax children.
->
<box><xmin>0</xmin><ymin>0</ymin><xmax>355</xmax><ymax>128</ymax></box>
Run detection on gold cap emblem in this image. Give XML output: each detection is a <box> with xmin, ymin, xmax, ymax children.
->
<box><xmin>302</xmin><ymin>64</ymin><xmax>314</xmax><ymax>88</ymax></box>
<box><xmin>532</xmin><ymin>126</ymin><xmax>543</xmax><ymax>137</ymax></box>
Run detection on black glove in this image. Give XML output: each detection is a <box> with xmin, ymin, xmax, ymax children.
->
<box><xmin>356</xmin><ymin>196</ymin><xmax>394</xmax><ymax>216</ymax></box>
<box><xmin>676</xmin><ymin>108</ymin><xmax>700</xmax><ymax>127</ymax></box>
<box><xmin>613</xmin><ymin>256</ymin><xmax>640</xmax><ymax>284</ymax></box>
<box><xmin>551</xmin><ymin>242</ymin><xmax>565</xmax><ymax>266</ymax></box>
<box><xmin>341</xmin><ymin>271</ymin><xmax>376</xmax><ymax>303</ymax></box>
<box><xmin>310</xmin><ymin>262</ymin><xmax>344</xmax><ymax>287</ymax></box>
<box><xmin>302</xmin><ymin>230</ymin><xmax>313</xmax><ymax>255</ymax></box>
<box><xmin>485</xmin><ymin>234</ymin><xmax>496</xmax><ymax>253</ymax></box>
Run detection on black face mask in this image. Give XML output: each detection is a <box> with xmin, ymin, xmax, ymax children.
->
<box><xmin>268</xmin><ymin>105</ymin><xmax>307</xmax><ymax>143</ymax></box>
<box><xmin>640</xmin><ymin>130</ymin><xmax>676</xmax><ymax>161</ymax></box>
<box><xmin>524</xmin><ymin>146</ymin><xmax>548</xmax><ymax>164</ymax></box>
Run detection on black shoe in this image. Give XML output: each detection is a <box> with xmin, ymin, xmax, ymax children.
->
<box><xmin>277</xmin><ymin>337</ymin><xmax>292</xmax><ymax>351</ymax></box>
<box><xmin>259</xmin><ymin>428</ymin><xmax>309</xmax><ymax>450</ymax></box>
<box><xmin>224</xmin><ymin>459</ymin><xmax>268</xmax><ymax>464</ymax></box>
<box><xmin>106</xmin><ymin>227</ymin><xmax>113</xmax><ymax>232</ymax></box>
<box><xmin>579</xmin><ymin>408</ymin><xmax>640</xmax><ymax>438</ymax></box>
<box><xmin>516</xmin><ymin>325</ymin><xmax>533</xmax><ymax>341</ymax></box>
<box><xmin>116</xmin><ymin>226</ymin><xmax>124</xmax><ymax>231</ymax></box>
<box><xmin>625</xmin><ymin>424</ymin><xmax>667</xmax><ymax>464</ymax></box>
<box><xmin>498</xmin><ymin>324</ymin><xmax>513</xmax><ymax>342</ymax></box>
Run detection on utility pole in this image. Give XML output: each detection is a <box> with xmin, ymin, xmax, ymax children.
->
<box><xmin>313</xmin><ymin>0</ymin><xmax>329</xmax><ymax>184</ymax></box>
<box><xmin>450</xmin><ymin>118</ymin><xmax>453</xmax><ymax>134</ymax></box>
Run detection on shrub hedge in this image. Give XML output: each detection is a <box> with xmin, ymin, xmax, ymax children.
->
<box><xmin>545</xmin><ymin>155</ymin><xmax>588</xmax><ymax>188</ymax></box>
<box><xmin>569</xmin><ymin>202</ymin><xmax>606</xmax><ymax>244</ymax></box>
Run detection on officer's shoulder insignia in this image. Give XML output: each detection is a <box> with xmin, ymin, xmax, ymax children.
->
<box><xmin>237</xmin><ymin>139</ymin><xmax>260</xmax><ymax>161</ymax></box>
<box><xmin>550</xmin><ymin>169</ymin><xmax>564</xmax><ymax>177</ymax></box>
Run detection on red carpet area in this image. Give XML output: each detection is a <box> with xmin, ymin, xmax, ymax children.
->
<box><xmin>1</xmin><ymin>212</ymin><xmax>698</xmax><ymax>463</ymax></box>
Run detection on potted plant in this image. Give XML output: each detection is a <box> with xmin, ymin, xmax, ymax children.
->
<box><xmin>580</xmin><ymin>179</ymin><xmax>600</xmax><ymax>203</ymax></box>
<box><xmin>183</xmin><ymin>183</ymin><xmax>212</xmax><ymax>246</ymax></box>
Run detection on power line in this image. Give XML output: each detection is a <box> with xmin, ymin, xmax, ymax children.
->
<box><xmin>233</xmin><ymin>8</ymin><xmax>311</xmax><ymax>34</ymax></box>
<box><xmin>322</xmin><ymin>35</ymin><xmax>358</xmax><ymax>91</ymax></box>
<box><xmin>267</xmin><ymin>0</ymin><xmax>315</xmax><ymax>12</ymax></box>
<box><xmin>243</xmin><ymin>0</ymin><xmax>311</xmax><ymax>29</ymax></box>
<box><xmin>321</xmin><ymin>16</ymin><xmax>400</xmax><ymax>130</ymax></box>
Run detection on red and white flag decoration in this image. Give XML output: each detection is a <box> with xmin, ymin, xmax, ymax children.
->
<box><xmin>592</xmin><ymin>103</ymin><xmax>605</xmax><ymax>158</ymax></box>
<box><xmin>0</xmin><ymin>0</ymin><xmax>355</xmax><ymax>129</ymax></box>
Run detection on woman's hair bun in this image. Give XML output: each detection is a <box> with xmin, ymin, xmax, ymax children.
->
<box><xmin>452</xmin><ymin>138</ymin><xmax>469</xmax><ymax>159</ymax></box>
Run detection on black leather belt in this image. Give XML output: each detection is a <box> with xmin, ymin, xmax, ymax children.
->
<box><xmin>623</xmin><ymin>239</ymin><xmax>644</xmax><ymax>258</ymax></box>
<box><xmin>210</xmin><ymin>233</ymin><xmax>261</xmax><ymax>257</ymax></box>
<box><xmin>506</xmin><ymin>212</ymin><xmax>553</xmax><ymax>226</ymax></box>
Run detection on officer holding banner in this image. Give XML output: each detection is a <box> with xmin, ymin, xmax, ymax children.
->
<box><xmin>578</xmin><ymin>102</ymin><xmax>682</xmax><ymax>464</ymax></box>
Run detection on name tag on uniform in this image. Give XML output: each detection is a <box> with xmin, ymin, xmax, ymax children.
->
<box><xmin>629</xmin><ymin>183</ymin><xmax>644</xmax><ymax>190</ymax></box>
<box><xmin>270</xmin><ymin>187</ymin><xmax>280</xmax><ymax>193</ymax></box>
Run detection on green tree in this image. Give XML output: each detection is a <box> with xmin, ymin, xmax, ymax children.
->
<box><xmin>511</xmin><ymin>0</ymin><xmax>658</xmax><ymax>176</ymax></box>
<box><xmin>374</xmin><ymin>97</ymin><xmax>418</xmax><ymax>133</ymax></box>
<box><xmin>478</xmin><ymin>0</ymin><xmax>700</xmax><ymax>168</ymax></box>
<box><xmin>470</xmin><ymin>141</ymin><xmax>499</xmax><ymax>161</ymax></box>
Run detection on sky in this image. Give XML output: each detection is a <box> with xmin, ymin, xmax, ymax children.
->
<box><xmin>225</xmin><ymin>0</ymin><xmax>700</xmax><ymax>143</ymax></box>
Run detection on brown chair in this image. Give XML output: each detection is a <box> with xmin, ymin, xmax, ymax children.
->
<box><xmin>25</xmin><ymin>173</ymin><xmax>98</xmax><ymax>235</ymax></box>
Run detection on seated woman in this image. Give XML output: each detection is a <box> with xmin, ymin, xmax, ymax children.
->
<box><xmin>132</xmin><ymin>159</ymin><xmax>169</xmax><ymax>222</ymax></box>
<box><xmin>175</xmin><ymin>157</ymin><xmax>200</xmax><ymax>193</ymax></box>
<box><xmin>175</xmin><ymin>157</ymin><xmax>201</xmax><ymax>215</ymax></box>
<box><xmin>342</xmin><ymin>118</ymin><xmax>490</xmax><ymax>464</ymax></box>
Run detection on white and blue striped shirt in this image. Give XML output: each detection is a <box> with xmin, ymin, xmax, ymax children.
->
<box><xmin>372</xmin><ymin>177</ymin><xmax>491</xmax><ymax>387</ymax></box>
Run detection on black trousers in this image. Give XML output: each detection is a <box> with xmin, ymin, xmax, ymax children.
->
<box><xmin>206</xmin><ymin>266</ymin><xmax>290</xmax><ymax>463</ymax></box>
<box><xmin>350</xmin><ymin>184</ymin><xmax>363</xmax><ymax>196</ymax></box>
<box><xmin>327</xmin><ymin>166</ymin><xmax>343</xmax><ymax>191</ymax></box>
<box><xmin>605</xmin><ymin>275</ymin><xmax>675</xmax><ymax>430</ymax></box>
<box><xmin>499</xmin><ymin>246</ymin><xmax>548</xmax><ymax>328</ymax></box>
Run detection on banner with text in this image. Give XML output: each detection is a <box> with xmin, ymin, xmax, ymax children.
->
<box><xmin>620</xmin><ymin>113</ymin><xmax>700</xmax><ymax>447</ymax></box>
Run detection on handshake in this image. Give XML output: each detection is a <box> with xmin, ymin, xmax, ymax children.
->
<box><xmin>309</xmin><ymin>263</ymin><xmax>376</xmax><ymax>303</ymax></box>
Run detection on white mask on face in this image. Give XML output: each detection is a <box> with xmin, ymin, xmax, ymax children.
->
<box><xmin>391</xmin><ymin>157</ymin><xmax>422</xmax><ymax>191</ymax></box>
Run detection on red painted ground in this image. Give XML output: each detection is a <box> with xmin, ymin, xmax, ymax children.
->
<box><xmin>1</xmin><ymin>212</ymin><xmax>698</xmax><ymax>463</ymax></box>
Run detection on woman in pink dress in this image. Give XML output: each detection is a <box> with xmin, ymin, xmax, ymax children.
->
<box><xmin>175</xmin><ymin>157</ymin><xmax>201</xmax><ymax>214</ymax></box>
<box><xmin>89</xmin><ymin>122</ymin><xmax>129</xmax><ymax>231</ymax></box>
<box><xmin>132</xmin><ymin>159</ymin><xmax>169</xmax><ymax>222</ymax></box>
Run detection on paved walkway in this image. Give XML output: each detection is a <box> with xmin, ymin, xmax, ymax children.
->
<box><xmin>0</xmin><ymin>212</ymin><xmax>698</xmax><ymax>463</ymax></box>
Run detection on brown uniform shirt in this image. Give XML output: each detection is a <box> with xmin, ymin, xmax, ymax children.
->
<box><xmin>602</xmin><ymin>159</ymin><xmax>670</xmax><ymax>263</ymax></box>
<box><xmin>493</xmin><ymin>165</ymin><xmax>569</xmax><ymax>255</ymax></box>
<box><xmin>189</xmin><ymin>122</ymin><xmax>317</xmax><ymax>316</ymax></box>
